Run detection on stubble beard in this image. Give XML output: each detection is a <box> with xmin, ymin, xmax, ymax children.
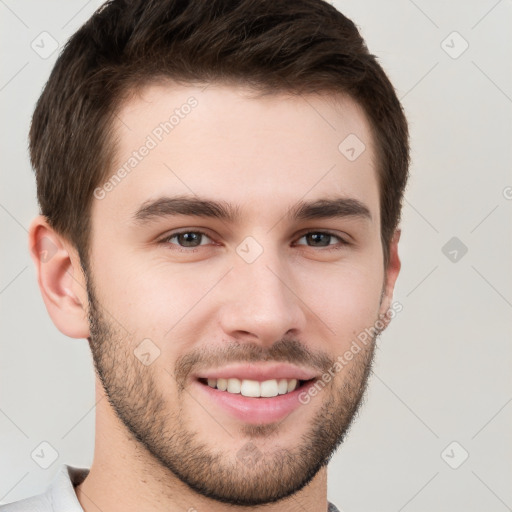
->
<box><xmin>84</xmin><ymin>269</ymin><xmax>379</xmax><ymax>506</ymax></box>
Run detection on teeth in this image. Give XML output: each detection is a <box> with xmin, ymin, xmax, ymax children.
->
<box><xmin>227</xmin><ymin>378</ymin><xmax>241</xmax><ymax>394</ymax></box>
<box><xmin>241</xmin><ymin>379</ymin><xmax>260</xmax><ymax>397</ymax></box>
<box><xmin>260</xmin><ymin>379</ymin><xmax>278</xmax><ymax>397</ymax></box>
<box><xmin>205</xmin><ymin>377</ymin><xmax>301</xmax><ymax>397</ymax></box>
<box><xmin>287</xmin><ymin>379</ymin><xmax>297</xmax><ymax>393</ymax></box>
<box><xmin>277</xmin><ymin>379</ymin><xmax>288</xmax><ymax>395</ymax></box>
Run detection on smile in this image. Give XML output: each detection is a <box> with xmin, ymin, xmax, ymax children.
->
<box><xmin>199</xmin><ymin>377</ymin><xmax>311</xmax><ymax>398</ymax></box>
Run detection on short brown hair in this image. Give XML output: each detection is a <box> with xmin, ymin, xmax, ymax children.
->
<box><xmin>30</xmin><ymin>0</ymin><xmax>409</xmax><ymax>270</ymax></box>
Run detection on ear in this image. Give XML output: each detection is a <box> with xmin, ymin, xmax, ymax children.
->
<box><xmin>377</xmin><ymin>228</ymin><xmax>402</xmax><ymax>331</ymax></box>
<box><xmin>28</xmin><ymin>215</ymin><xmax>90</xmax><ymax>339</ymax></box>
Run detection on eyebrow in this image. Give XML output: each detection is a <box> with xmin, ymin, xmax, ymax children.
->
<box><xmin>133</xmin><ymin>195</ymin><xmax>372</xmax><ymax>225</ymax></box>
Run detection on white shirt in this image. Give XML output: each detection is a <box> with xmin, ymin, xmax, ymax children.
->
<box><xmin>0</xmin><ymin>464</ymin><xmax>341</xmax><ymax>512</ymax></box>
<box><xmin>0</xmin><ymin>465</ymin><xmax>88</xmax><ymax>512</ymax></box>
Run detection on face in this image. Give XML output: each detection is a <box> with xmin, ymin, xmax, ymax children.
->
<box><xmin>84</xmin><ymin>82</ymin><xmax>393</xmax><ymax>505</ymax></box>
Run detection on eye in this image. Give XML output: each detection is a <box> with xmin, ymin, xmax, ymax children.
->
<box><xmin>295</xmin><ymin>231</ymin><xmax>349</xmax><ymax>250</ymax></box>
<box><xmin>160</xmin><ymin>230</ymin><xmax>214</xmax><ymax>251</ymax></box>
<box><xmin>158</xmin><ymin>229</ymin><xmax>349</xmax><ymax>253</ymax></box>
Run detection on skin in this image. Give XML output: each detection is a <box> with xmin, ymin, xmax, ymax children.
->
<box><xmin>29</xmin><ymin>83</ymin><xmax>401</xmax><ymax>512</ymax></box>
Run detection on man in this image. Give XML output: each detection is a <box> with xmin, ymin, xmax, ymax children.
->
<box><xmin>1</xmin><ymin>0</ymin><xmax>409</xmax><ymax>511</ymax></box>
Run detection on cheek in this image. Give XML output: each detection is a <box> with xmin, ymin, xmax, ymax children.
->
<box><xmin>303</xmin><ymin>261</ymin><xmax>384</xmax><ymax>340</ymax></box>
<box><xmin>91</xmin><ymin>249</ymin><xmax>223</xmax><ymax>340</ymax></box>
<box><xmin>90</xmin><ymin>228</ymin><xmax>384</xmax><ymax>349</ymax></box>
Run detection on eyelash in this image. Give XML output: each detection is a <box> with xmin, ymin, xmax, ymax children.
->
<box><xmin>159</xmin><ymin>230</ymin><xmax>350</xmax><ymax>253</ymax></box>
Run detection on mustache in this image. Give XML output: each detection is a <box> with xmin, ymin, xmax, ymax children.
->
<box><xmin>173</xmin><ymin>338</ymin><xmax>334</xmax><ymax>388</ymax></box>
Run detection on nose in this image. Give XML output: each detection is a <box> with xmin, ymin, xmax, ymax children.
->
<box><xmin>217</xmin><ymin>245</ymin><xmax>307</xmax><ymax>347</ymax></box>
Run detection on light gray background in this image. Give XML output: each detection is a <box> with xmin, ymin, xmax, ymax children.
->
<box><xmin>1</xmin><ymin>1</ymin><xmax>511</xmax><ymax>511</ymax></box>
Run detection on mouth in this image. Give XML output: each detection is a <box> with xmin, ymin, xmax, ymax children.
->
<box><xmin>193</xmin><ymin>369</ymin><xmax>320</xmax><ymax>424</ymax></box>
<box><xmin>197</xmin><ymin>377</ymin><xmax>315</xmax><ymax>398</ymax></box>
<box><xmin>191</xmin><ymin>363</ymin><xmax>322</xmax><ymax>423</ymax></box>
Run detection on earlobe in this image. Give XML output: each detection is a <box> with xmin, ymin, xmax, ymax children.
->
<box><xmin>378</xmin><ymin>228</ymin><xmax>402</xmax><ymax>330</ymax></box>
<box><xmin>28</xmin><ymin>215</ymin><xmax>90</xmax><ymax>339</ymax></box>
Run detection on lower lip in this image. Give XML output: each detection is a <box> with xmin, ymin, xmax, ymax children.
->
<box><xmin>193</xmin><ymin>379</ymin><xmax>317</xmax><ymax>424</ymax></box>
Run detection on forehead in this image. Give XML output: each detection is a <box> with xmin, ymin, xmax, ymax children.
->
<box><xmin>94</xmin><ymin>82</ymin><xmax>379</xmax><ymax>228</ymax></box>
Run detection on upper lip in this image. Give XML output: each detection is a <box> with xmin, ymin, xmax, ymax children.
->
<box><xmin>193</xmin><ymin>363</ymin><xmax>319</xmax><ymax>382</ymax></box>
